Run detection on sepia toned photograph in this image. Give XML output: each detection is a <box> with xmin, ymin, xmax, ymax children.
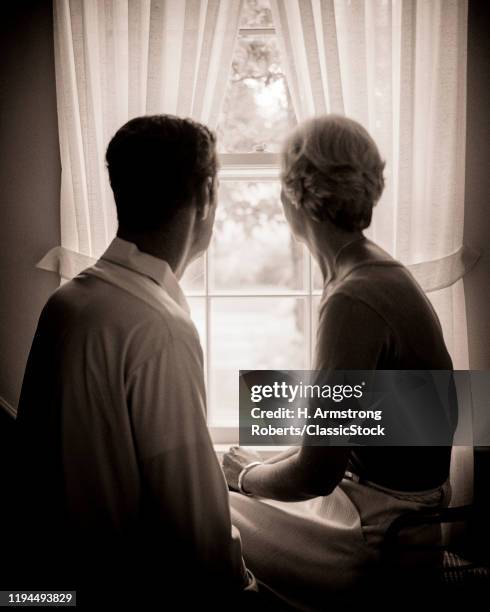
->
<box><xmin>1</xmin><ymin>0</ymin><xmax>489</xmax><ymax>608</ymax></box>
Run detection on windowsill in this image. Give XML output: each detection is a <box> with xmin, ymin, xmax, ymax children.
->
<box><xmin>214</xmin><ymin>443</ymin><xmax>234</xmax><ymax>457</ymax></box>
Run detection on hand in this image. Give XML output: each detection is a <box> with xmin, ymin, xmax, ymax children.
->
<box><xmin>222</xmin><ymin>446</ymin><xmax>262</xmax><ymax>491</ymax></box>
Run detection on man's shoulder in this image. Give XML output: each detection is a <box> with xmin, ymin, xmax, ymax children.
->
<box><xmin>45</xmin><ymin>273</ymin><xmax>199</xmax><ymax>347</ymax></box>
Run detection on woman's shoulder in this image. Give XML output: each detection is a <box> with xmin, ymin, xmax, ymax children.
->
<box><xmin>320</xmin><ymin>260</ymin><xmax>448</xmax><ymax>368</ymax></box>
<box><xmin>319</xmin><ymin>235</ymin><xmax>444</xmax><ymax>338</ymax></box>
<box><xmin>326</xmin><ymin>251</ymin><xmax>424</xmax><ymax>316</ymax></box>
<box><xmin>319</xmin><ymin>262</ymin><xmax>427</xmax><ymax>339</ymax></box>
<box><xmin>318</xmin><ymin>289</ymin><xmax>392</xmax><ymax>337</ymax></box>
<box><xmin>315</xmin><ymin>291</ymin><xmax>395</xmax><ymax>369</ymax></box>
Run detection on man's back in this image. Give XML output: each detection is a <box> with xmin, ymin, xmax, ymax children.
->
<box><xmin>14</xmin><ymin>239</ymin><xmax>249</xmax><ymax>603</ymax></box>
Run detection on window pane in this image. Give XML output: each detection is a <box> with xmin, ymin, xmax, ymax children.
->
<box><xmin>240</xmin><ymin>0</ymin><xmax>273</xmax><ymax>28</ymax></box>
<box><xmin>209</xmin><ymin>297</ymin><xmax>307</xmax><ymax>426</ymax></box>
<box><xmin>210</xmin><ymin>181</ymin><xmax>305</xmax><ymax>292</ymax></box>
<box><xmin>181</xmin><ymin>255</ymin><xmax>204</xmax><ymax>294</ymax></box>
<box><xmin>217</xmin><ymin>34</ymin><xmax>295</xmax><ymax>153</ymax></box>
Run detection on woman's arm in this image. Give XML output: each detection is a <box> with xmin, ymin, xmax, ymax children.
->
<box><xmin>222</xmin><ymin>445</ymin><xmax>350</xmax><ymax>501</ymax></box>
<box><xmin>222</xmin><ymin>294</ymin><xmax>389</xmax><ymax>501</ymax></box>
<box><xmin>263</xmin><ymin>447</ymin><xmax>299</xmax><ymax>464</ymax></box>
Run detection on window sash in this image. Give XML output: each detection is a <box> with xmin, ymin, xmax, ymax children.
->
<box><xmin>218</xmin><ymin>153</ymin><xmax>280</xmax><ymax>180</ymax></box>
<box><xmin>238</xmin><ymin>28</ymin><xmax>275</xmax><ymax>36</ymax></box>
<box><xmin>204</xmin><ymin>163</ymin><xmax>319</xmax><ymax>440</ymax></box>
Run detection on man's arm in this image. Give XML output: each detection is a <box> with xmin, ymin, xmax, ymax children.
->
<box><xmin>127</xmin><ymin>333</ymin><xmax>250</xmax><ymax>589</ymax></box>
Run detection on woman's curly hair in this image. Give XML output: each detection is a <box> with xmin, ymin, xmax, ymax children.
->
<box><xmin>281</xmin><ymin>115</ymin><xmax>385</xmax><ymax>231</ymax></box>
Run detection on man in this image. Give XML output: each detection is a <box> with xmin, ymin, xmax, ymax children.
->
<box><xmin>15</xmin><ymin>115</ymin><xmax>253</xmax><ymax>606</ymax></box>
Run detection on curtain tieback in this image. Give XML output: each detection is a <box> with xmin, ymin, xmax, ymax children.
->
<box><xmin>37</xmin><ymin>243</ymin><xmax>482</xmax><ymax>292</ymax></box>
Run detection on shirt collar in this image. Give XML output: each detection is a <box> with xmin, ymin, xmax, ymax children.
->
<box><xmin>100</xmin><ymin>237</ymin><xmax>189</xmax><ymax>313</ymax></box>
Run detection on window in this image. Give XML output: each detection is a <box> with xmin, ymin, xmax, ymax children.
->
<box><xmin>49</xmin><ymin>1</ymin><xmax>470</xmax><ymax>438</ymax></box>
<box><xmin>180</xmin><ymin>0</ymin><xmax>320</xmax><ymax>441</ymax></box>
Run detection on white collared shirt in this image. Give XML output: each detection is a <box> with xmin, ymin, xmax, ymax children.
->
<box><xmin>17</xmin><ymin>237</ymin><xmax>250</xmax><ymax>591</ymax></box>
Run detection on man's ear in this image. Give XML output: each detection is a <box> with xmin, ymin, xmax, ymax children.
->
<box><xmin>200</xmin><ymin>201</ymin><xmax>211</xmax><ymax>221</ymax></box>
<box><xmin>198</xmin><ymin>176</ymin><xmax>217</xmax><ymax>221</ymax></box>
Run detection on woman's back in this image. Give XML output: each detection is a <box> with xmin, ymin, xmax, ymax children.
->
<box><xmin>317</xmin><ymin>237</ymin><xmax>454</xmax><ymax>490</ymax></box>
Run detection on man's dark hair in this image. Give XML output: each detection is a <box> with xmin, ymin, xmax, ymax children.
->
<box><xmin>106</xmin><ymin>115</ymin><xmax>217</xmax><ymax>232</ymax></box>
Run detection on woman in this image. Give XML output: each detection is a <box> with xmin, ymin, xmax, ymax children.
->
<box><xmin>222</xmin><ymin>116</ymin><xmax>455</xmax><ymax>610</ymax></box>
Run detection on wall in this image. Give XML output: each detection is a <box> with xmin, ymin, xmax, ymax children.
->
<box><xmin>0</xmin><ymin>0</ymin><xmax>61</xmax><ymax>414</ymax></box>
<box><xmin>462</xmin><ymin>0</ymin><xmax>490</xmax><ymax>557</ymax></box>
<box><xmin>464</xmin><ymin>1</ymin><xmax>490</xmax><ymax>370</ymax></box>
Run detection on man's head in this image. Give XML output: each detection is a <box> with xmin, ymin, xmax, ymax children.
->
<box><xmin>106</xmin><ymin>115</ymin><xmax>218</xmax><ymax>270</ymax></box>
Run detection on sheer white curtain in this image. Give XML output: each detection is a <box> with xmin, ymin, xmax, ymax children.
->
<box><xmin>39</xmin><ymin>0</ymin><xmax>242</xmax><ymax>277</ymax></box>
<box><xmin>270</xmin><ymin>0</ymin><xmax>477</xmax><ymax>369</ymax></box>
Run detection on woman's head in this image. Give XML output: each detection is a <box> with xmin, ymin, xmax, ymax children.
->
<box><xmin>281</xmin><ymin>115</ymin><xmax>385</xmax><ymax>238</ymax></box>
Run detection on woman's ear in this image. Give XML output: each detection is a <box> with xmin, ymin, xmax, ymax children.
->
<box><xmin>280</xmin><ymin>187</ymin><xmax>293</xmax><ymax>208</ymax></box>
